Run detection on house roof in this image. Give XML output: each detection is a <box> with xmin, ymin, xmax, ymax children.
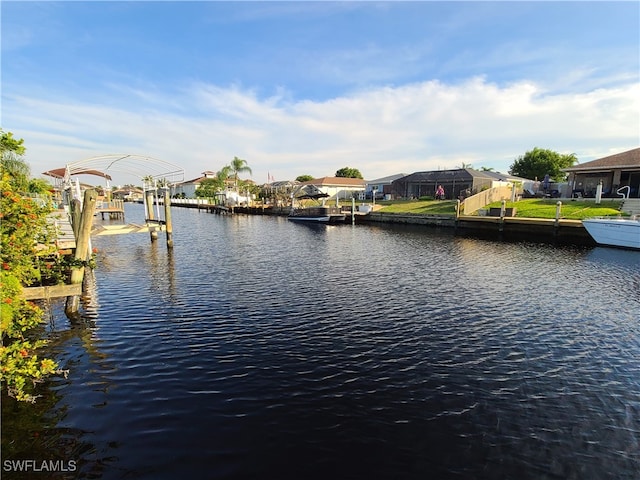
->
<box><xmin>478</xmin><ymin>170</ymin><xmax>530</xmax><ymax>182</ymax></box>
<box><xmin>564</xmin><ymin>147</ymin><xmax>640</xmax><ymax>172</ymax></box>
<box><xmin>302</xmin><ymin>176</ymin><xmax>366</xmax><ymax>187</ymax></box>
<box><xmin>397</xmin><ymin>168</ymin><xmax>496</xmax><ymax>183</ymax></box>
<box><xmin>366</xmin><ymin>173</ymin><xmax>407</xmax><ymax>184</ymax></box>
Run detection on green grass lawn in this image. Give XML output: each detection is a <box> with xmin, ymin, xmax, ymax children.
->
<box><xmin>483</xmin><ymin>199</ymin><xmax>625</xmax><ymax>220</ymax></box>
<box><xmin>376</xmin><ymin>199</ymin><xmax>458</xmax><ymax>215</ymax></box>
<box><xmin>356</xmin><ymin>198</ymin><xmax>625</xmax><ymax>220</ymax></box>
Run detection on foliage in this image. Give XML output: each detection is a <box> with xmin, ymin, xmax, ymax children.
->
<box><xmin>0</xmin><ymin>129</ymin><xmax>26</xmax><ymax>155</ymax></box>
<box><xmin>509</xmin><ymin>147</ymin><xmax>577</xmax><ymax>182</ymax></box>
<box><xmin>0</xmin><ymin>175</ymin><xmax>57</xmax><ymax>286</ymax></box>
<box><xmin>0</xmin><ymin>178</ymin><xmax>62</xmax><ymax>402</ymax></box>
<box><xmin>296</xmin><ymin>174</ymin><xmax>314</xmax><ymax>182</ymax></box>
<box><xmin>237</xmin><ymin>179</ymin><xmax>261</xmax><ymax>197</ymax></box>
<box><xmin>230</xmin><ymin>157</ymin><xmax>252</xmax><ymax>187</ymax></box>
<box><xmin>0</xmin><ymin>132</ymin><xmax>65</xmax><ymax>402</ymax></box>
<box><xmin>335</xmin><ymin>167</ymin><xmax>363</xmax><ymax>179</ymax></box>
<box><xmin>195</xmin><ymin>166</ymin><xmax>232</xmax><ymax>198</ymax></box>
<box><xmin>1</xmin><ymin>130</ymin><xmax>30</xmax><ymax>192</ymax></box>
<box><xmin>27</xmin><ymin>177</ymin><xmax>53</xmax><ymax>195</ymax></box>
<box><xmin>195</xmin><ymin>178</ymin><xmax>221</xmax><ymax>198</ymax></box>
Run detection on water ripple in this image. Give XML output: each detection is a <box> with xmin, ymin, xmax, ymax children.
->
<box><xmin>26</xmin><ymin>206</ymin><xmax>640</xmax><ymax>480</ymax></box>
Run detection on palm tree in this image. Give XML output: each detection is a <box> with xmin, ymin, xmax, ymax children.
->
<box><xmin>215</xmin><ymin>165</ymin><xmax>232</xmax><ymax>190</ymax></box>
<box><xmin>230</xmin><ymin>157</ymin><xmax>252</xmax><ymax>189</ymax></box>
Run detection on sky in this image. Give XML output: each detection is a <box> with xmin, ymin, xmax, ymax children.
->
<box><xmin>2</xmin><ymin>1</ymin><xmax>639</xmax><ymax>187</ymax></box>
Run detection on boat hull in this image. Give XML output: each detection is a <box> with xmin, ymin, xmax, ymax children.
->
<box><xmin>288</xmin><ymin>206</ymin><xmax>346</xmax><ymax>223</ymax></box>
<box><xmin>582</xmin><ymin>218</ymin><xmax>640</xmax><ymax>250</ymax></box>
<box><xmin>288</xmin><ymin>214</ymin><xmax>346</xmax><ymax>223</ymax></box>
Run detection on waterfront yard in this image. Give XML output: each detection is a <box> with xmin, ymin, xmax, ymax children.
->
<box><xmin>362</xmin><ymin>198</ymin><xmax>625</xmax><ymax>220</ymax></box>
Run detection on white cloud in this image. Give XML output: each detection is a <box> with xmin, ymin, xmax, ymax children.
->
<box><xmin>5</xmin><ymin>76</ymin><xmax>639</xmax><ymax>186</ymax></box>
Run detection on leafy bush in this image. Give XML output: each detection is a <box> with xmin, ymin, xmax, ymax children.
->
<box><xmin>0</xmin><ymin>173</ymin><xmax>64</xmax><ymax>402</ymax></box>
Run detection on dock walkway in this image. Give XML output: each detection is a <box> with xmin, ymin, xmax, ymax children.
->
<box><xmin>47</xmin><ymin>210</ymin><xmax>76</xmax><ymax>251</ymax></box>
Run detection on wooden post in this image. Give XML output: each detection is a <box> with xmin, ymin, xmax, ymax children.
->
<box><xmin>65</xmin><ymin>189</ymin><xmax>97</xmax><ymax>318</ymax></box>
<box><xmin>71</xmin><ymin>198</ymin><xmax>82</xmax><ymax>239</ymax></box>
<box><xmin>145</xmin><ymin>189</ymin><xmax>158</xmax><ymax>242</ymax></box>
<box><xmin>164</xmin><ymin>188</ymin><xmax>173</xmax><ymax>248</ymax></box>
<box><xmin>351</xmin><ymin>197</ymin><xmax>355</xmax><ymax>225</ymax></box>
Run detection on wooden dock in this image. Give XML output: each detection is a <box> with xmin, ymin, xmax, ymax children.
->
<box><xmin>21</xmin><ymin>211</ymin><xmax>79</xmax><ymax>300</ymax></box>
<box><xmin>47</xmin><ymin>210</ymin><xmax>76</xmax><ymax>251</ymax></box>
<box><xmin>92</xmin><ymin>223</ymin><xmax>159</xmax><ymax>236</ymax></box>
<box><xmin>95</xmin><ymin>199</ymin><xmax>125</xmax><ymax>219</ymax></box>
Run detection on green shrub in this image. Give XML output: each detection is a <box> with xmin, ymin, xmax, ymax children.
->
<box><xmin>1</xmin><ymin>173</ymin><xmax>63</xmax><ymax>402</ymax></box>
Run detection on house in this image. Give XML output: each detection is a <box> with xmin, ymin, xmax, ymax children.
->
<box><xmin>112</xmin><ymin>186</ymin><xmax>144</xmax><ymax>202</ymax></box>
<box><xmin>391</xmin><ymin>168</ymin><xmax>522</xmax><ymax>200</ymax></box>
<box><xmin>299</xmin><ymin>176</ymin><xmax>366</xmax><ymax>201</ymax></box>
<box><xmin>365</xmin><ymin>174</ymin><xmax>407</xmax><ymax>200</ymax></box>
<box><xmin>563</xmin><ymin>147</ymin><xmax>640</xmax><ymax>198</ymax></box>
<box><xmin>173</xmin><ymin>171</ymin><xmax>218</xmax><ymax>198</ymax></box>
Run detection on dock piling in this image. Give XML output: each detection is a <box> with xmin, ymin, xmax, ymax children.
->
<box><xmin>164</xmin><ymin>188</ymin><xmax>173</xmax><ymax>248</ymax></box>
<box><xmin>65</xmin><ymin>189</ymin><xmax>97</xmax><ymax>318</ymax></box>
<box><xmin>145</xmin><ymin>189</ymin><xmax>158</xmax><ymax>242</ymax></box>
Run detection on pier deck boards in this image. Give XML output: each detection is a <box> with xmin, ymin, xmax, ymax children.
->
<box><xmin>47</xmin><ymin>211</ymin><xmax>76</xmax><ymax>250</ymax></box>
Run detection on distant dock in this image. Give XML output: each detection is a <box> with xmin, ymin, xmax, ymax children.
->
<box><xmin>95</xmin><ymin>199</ymin><xmax>125</xmax><ymax>219</ymax></box>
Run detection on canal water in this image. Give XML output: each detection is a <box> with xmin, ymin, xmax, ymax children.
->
<box><xmin>3</xmin><ymin>203</ymin><xmax>639</xmax><ymax>479</ymax></box>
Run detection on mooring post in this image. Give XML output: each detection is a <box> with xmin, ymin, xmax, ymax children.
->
<box><xmin>65</xmin><ymin>189</ymin><xmax>97</xmax><ymax>319</ymax></box>
<box><xmin>352</xmin><ymin>197</ymin><xmax>355</xmax><ymax>225</ymax></box>
<box><xmin>163</xmin><ymin>188</ymin><xmax>174</xmax><ymax>248</ymax></box>
<box><xmin>71</xmin><ymin>198</ymin><xmax>82</xmax><ymax>239</ymax></box>
<box><xmin>145</xmin><ymin>189</ymin><xmax>158</xmax><ymax>242</ymax></box>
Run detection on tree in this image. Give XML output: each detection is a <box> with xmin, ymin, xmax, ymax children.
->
<box><xmin>509</xmin><ymin>148</ymin><xmax>578</xmax><ymax>181</ymax></box>
<box><xmin>230</xmin><ymin>157</ymin><xmax>252</xmax><ymax>189</ymax></box>
<box><xmin>335</xmin><ymin>167</ymin><xmax>363</xmax><ymax>179</ymax></box>
<box><xmin>195</xmin><ymin>166</ymin><xmax>232</xmax><ymax>198</ymax></box>
<box><xmin>27</xmin><ymin>178</ymin><xmax>53</xmax><ymax>195</ymax></box>
<box><xmin>296</xmin><ymin>174</ymin><xmax>314</xmax><ymax>182</ymax></box>
<box><xmin>0</xmin><ymin>130</ymin><xmax>26</xmax><ymax>156</ymax></box>
<box><xmin>195</xmin><ymin>178</ymin><xmax>221</xmax><ymax>198</ymax></box>
<box><xmin>0</xmin><ymin>130</ymin><xmax>30</xmax><ymax>192</ymax></box>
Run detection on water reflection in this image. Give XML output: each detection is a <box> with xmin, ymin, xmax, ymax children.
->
<box><xmin>2</xmin><ymin>290</ymin><xmax>119</xmax><ymax>478</ymax></box>
<box><xmin>4</xmin><ymin>205</ymin><xmax>640</xmax><ymax>479</ymax></box>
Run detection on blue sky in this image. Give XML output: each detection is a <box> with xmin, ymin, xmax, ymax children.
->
<box><xmin>2</xmin><ymin>1</ymin><xmax>639</xmax><ymax>186</ymax></box>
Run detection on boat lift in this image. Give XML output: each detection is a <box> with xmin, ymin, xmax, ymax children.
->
<box><xmin>43</xmin><ymin>154</ymin><xmax>184</xmax><ymax>246</ymax></box>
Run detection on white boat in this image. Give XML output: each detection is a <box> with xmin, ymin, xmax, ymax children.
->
<box><xmin>582</xmin><ymin>217</ymin><xmax>640</xmax><ymax>250</ymax></box>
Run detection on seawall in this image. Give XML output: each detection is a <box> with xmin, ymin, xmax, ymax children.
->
<box><xmin>172</xmin><ymin>202</ymin><xmax>596</xmax><ymax>247</ymax></box>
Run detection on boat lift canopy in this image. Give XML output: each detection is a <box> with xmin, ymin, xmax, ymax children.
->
<box><xmin>292</xmin><ymin>184</ymin><xmax>330</xmax><ymax>200</ymax></box>
<box><xmin>42</xmin><ymin>154</ymin><xmax>184</xmax><ymax>188</ymax></box>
